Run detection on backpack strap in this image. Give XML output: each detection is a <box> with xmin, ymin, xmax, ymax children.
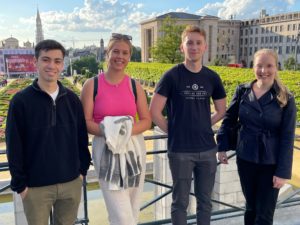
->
<box><xmin>93</xmin><ymin>75</ymin><xmax>98</xmax><ymax>102</ymax></box>
<box><xmin>131</xmin><ymin>78</ymin><xmax>137</xmax><ymax>103</ymax></box>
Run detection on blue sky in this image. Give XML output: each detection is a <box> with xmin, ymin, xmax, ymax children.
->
<box><xmin>0</xmin><ymin>0</ymin><xmax>299</xmax><ymax>48</ymax></box>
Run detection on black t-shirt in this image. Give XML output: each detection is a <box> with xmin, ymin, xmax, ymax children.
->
<box><xmin>155</xmin><ymin>63</ymin><xmax>226</xmax><ymax>153</ymax></box>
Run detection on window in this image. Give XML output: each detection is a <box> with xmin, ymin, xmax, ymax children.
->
<box><xmin>255</xmin><ymin>37</ymin><xmax>258</xmax><ymax>44</ymax></box>
<box><xmin>240</xmin><ymin>39</ymin><xmax>243</xmax><ymax>45</ymax></box>
<box><xmin>274</xmin><ymin>36</ymin><xmax>278</xmax><ymax>43</ymax></box>
<box><xmin>287</xmin><ymin>35</ymin><xmax>291</xmax><ymax>42</ymax></box>
<box><xmin>261</xmin><ymin>27</ymin><xmax>265</xmax><ymax>33</ymax></box>
<box><xmin>270</xmin><ymin>36</ymin><xmax>273</xmax><ymax>43</ymax></box>
<box><xmin>265</xmin><ymin>36</ymin><xmax>269</xmax><ymax>43</ymax></box>
<box><xmin>245</xmin><ymin>38</ymin><xmax>248</xmax><ymax>44</ymax></box>
<box><xmin>287</xmin><ymin>24</ymin><xmax>291</xmax><ymax>31</ymax></box>
<box><xmin>286</xmin><ymin>46</ymin><xmax>290</xmax><ymax>54</ymax></box>
<box><xmin>279</xmin><ymin>36</ymin><xmax>283</xmax><ymax>43</ymax></box>
<box><xmin>292</xmin><ymin>46</ymin><xmax>295</xmax><ymax>53</ymax></box>
<box><xmin>240</xmin><ymin>30</ymin><xmax>243</xmax><ymax>36</ymax></box>
<box><xmin>280</xmin><ymin>25</ymin><xmax>283</xmax><ymax>32</ymax></box>
<box><xmin>293</xmin><ymin>24</ymin><xmax>296</xmax><ymax>31</ymax></box>
<box><xmin>255</xmin><ymin>28</ymin><xmax>258</xmax><ymax>34</ymax></box>
<box><xmin>275</xmin><ymin>26</ymin><xmax>278</xmax><ymax>32</ymax></box>
<box><xmin>245</xmin><ymin>29</ymin><xmax>248</xmax><ymax>35</ymax></box>
<box><xmin>261</xmin><ymin>37</ymin><xmax>264</xmax><ymax>43</ymax></box>
<box><xmin>250</xmin><ymin>37</ymin><xmax>253</xmax><ymax>44</ymax></box>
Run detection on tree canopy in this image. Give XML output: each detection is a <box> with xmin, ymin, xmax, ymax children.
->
<box><xmin>68</xmin><ymin>56</ymin><xmax>98</xmax><ymax>76</ymax></box>
<box><xmin>150</xmin><ymin>16</ymin><xmax>185</xmax><ymax>63</ymax></box>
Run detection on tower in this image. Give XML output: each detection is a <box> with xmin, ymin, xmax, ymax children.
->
<box><xmin>99</xmin><ymin>38</ymin><xmax>104</xmax><ymax>61</ymax></box>
<box><xmin>36</xmin><ymin>8</ymin><xmax>44</xmax><ymax>44</ymax></box>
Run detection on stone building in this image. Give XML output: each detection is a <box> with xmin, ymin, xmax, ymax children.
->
<box><xmin>140</xmin><ymin>10</ymin><xmax>300</xmax><ymax>68</ymax></box>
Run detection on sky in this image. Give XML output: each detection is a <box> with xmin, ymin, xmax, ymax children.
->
<box><xmin>0</xmin><ymin>0</ymin><xmax>300</xmax><ymax>48</ymax></box>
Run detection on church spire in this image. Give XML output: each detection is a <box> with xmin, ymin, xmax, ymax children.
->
<box><xmin>36</xmin><ymin>7</ymin><xmax>44</xmax><ymax>44</ymax></box>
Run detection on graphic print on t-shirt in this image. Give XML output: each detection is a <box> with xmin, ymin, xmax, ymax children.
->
<box><xmin>181</xmin><ymin>83</ymin><xmax>208</xmax><ymax>100</ymax></box>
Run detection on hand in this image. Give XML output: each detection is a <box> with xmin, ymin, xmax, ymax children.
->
<box><xmin>273</xmin><ymin>176</ymin><xmax>287</xmax><ymax>189</ymax></box>
<box><xmin>20</xmin><ymin>187</ymin><xmax>28</xmax><ymax>200</ymax></box>
<box><xmin>218</xmin><ymin>151</ymin><xmax>228</xmax><ymax>164</ymax></box>
<box><xmin>80</xmin><ymin>175</ymin><xmax>84</xmax><ymax>180</ymax></box>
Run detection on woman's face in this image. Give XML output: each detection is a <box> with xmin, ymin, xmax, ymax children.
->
<box><xmin>253</xmin><ymin>53</ymin><xmax>277</xmax><ymax>86</ymax></box>
<box><xmin>107</xmin><ymin>40</ymin><xmax>131</xmax><ymax>71</ymax></box>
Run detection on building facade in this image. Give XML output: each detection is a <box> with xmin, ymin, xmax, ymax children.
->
<box><xmin>140</xmin><ymin>10</ymin><xmax>300</xmax><ymax>68</ymax></box>
<box><xmin>240</xmin><ymin>10</ymin><xmax>300</xmax><ymax>67</ymax></box>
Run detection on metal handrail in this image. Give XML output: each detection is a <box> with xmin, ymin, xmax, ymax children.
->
<box><xmin>1</xmin><ymin>131</ymin><xmax>300</xmax><ymax>225</ymax></box>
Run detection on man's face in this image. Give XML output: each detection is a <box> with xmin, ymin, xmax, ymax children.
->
<box><xmin>181</xmin><ymin>32</ymin><xmax>207</xmax><ymax>63</ymax></box>
<box><xmin>35</xmin><ymin>49</ymin><xmax>64</xmax><ymax>83</ymax></box>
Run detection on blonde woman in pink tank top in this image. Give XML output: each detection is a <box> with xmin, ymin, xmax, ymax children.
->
<box><xmin>80</xmin><ymin>33</ymin><xmax>151</xmax><ymax>225</ymax></box>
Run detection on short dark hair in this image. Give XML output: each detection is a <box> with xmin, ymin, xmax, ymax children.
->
<box><xmin>35</xmin><ymin>39</ymin><xmax>66</xmax><ymax>58</ymax></box>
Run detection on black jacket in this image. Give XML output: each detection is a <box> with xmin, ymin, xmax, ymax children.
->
<box><xmin>217</xmin><ymin>81</ymin><xmax>296</xmax><ymax>179</ymax></box>
<box><xmin>6</xmin><ymin>79</ymin><xmax>91</xmax><ymax>193</ymax></box>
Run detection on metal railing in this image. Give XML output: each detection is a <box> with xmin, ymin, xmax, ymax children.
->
<box><xmin>0</xmin><ymin>129</ymin><xmax>300</xmax><ymax>225</ymax></box>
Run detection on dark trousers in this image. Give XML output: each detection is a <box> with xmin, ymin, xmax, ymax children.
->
<box><xmin>237</xmin><ymin>158</ymin><xmax>279</xmax><ymax>225</ymax></box>
<box><xmin>168</xmin><ymin>149</ymin><xmax>217</xmax><ymax>225</ymax></box>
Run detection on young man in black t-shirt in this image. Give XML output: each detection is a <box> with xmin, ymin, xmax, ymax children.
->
<box><xmin>150</xmin><ymin>25</ymin><xmax>226</xmax><ymax>225</ymax></box>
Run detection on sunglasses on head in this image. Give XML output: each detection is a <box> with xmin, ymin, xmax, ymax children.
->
<box><xmin>111</xmin><ymin>33</ymin><xmax>132</xmax><ymax>41</ymax></box>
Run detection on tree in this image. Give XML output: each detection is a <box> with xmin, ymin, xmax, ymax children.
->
<box><xmin>284</xmin><ymin>56</ymin><xmax>296</xmax><ymax>70</ymax></box>
<box><xmin>70</xmin><ymin>56</ymin><xmax>99</xmax><ymax>76</ymax></box>
<box><xmin>150</xmin><ymin>16</ymin><xmax>185</xmax><ymax>63</ymax></box>
<box><xmin>131</xmin><ymin>46</ymin><xmax>141</xmax><ymax>62</ymax></box>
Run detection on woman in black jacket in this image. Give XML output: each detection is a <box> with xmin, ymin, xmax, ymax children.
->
<box><xmin>217</xmin><ymin>48</ymin><xmax>296</xmax><ymax>225</ymax></box>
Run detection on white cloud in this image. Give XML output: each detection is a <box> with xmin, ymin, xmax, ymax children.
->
<box><xmin>196</xmin><ymin>0</ymin><xmax>297</xmax><ymax>19</ymax></box>
<box><xmin>16</xmin><ymin>0</ymin><xmax>150</xmax><ymax>46</ymax></box>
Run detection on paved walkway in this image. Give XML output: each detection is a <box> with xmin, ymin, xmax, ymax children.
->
<box><xmin>211</xmin><ymin>205</ymin><xmax>300</xmax><ymax>225</ymax></box>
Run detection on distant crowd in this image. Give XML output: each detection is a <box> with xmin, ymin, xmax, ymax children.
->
<box><xmin>0</xmin><ymin>79</ymin><xmax>7</xmax><ymax>87</ymax></box>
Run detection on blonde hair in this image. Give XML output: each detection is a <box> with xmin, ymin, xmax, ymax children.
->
<box><xmin>181</xmin><ymin>25</ymin><xmax>206</xmax><ymax>43</ymax></box>
<box><xmin>253</xmin><ymin>48</ymin><xmax>291</xmax><ymax>107</ymax></box>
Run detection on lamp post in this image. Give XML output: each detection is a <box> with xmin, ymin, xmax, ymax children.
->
<box><xmin>69</xmin><ymin>58</ymin><xmax>73</xmax><ymax>76</ymax></box>
<box><xmin>5</xmin><ymin>58</ymin><xmax>10</xmax><ymax>79</ymax></box>
<box><xmin>295</xmin><ymin>31</ymin><xmax>300</xmax><ymax>70</ymax></box>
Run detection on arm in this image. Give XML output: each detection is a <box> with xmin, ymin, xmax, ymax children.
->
<box><xmin>80</xmin><ymin>78</ymin><xmax>103</xmax><ymax>136</ymax></box>
<box><xmin>211</xmin><ymin>97</ymin><xmax>226</xmax><ymax>125</ymax></box>
<box><xmin>76</xmin><ymin>96</ymin><xmax>92</xmax><ymax>176</ymax></box>
<box><xmin>274</xmin><ymin>96</ymin><xmax>296</xmax><ymax>180</ymax></box>
<box><xmin>132</xmin><ymin>81</ymin><xmax>152</xmax><ymax>135</ymax></box>
<box><xmin>217</xmin><ymin>86</ymin><xmax>242</xmax><ymax>162</ymax></box>
<box><xmin>150</xmin><ymin>93</ymin><xmax>168</xmax><ymax>133</ymax></box>
<box><xmin>212</xmin><ymin>97</ymin><xmax>227</xmax><ymax>164</ymax></box>
<box><xmin>5</xmin><ymin>96</ymin><xmax>27</xmax><ymax>193</ymax></box>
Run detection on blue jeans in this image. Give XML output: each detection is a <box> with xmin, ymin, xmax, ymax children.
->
<box><xmin>237</xmin><ymin>158</ymin><xmax>279</xmax><ymax>225</ymax></box>
<box><xmin>168</xmin><ymin>148</ymin><xmax>217</xmax><ymax>225</ymax></box>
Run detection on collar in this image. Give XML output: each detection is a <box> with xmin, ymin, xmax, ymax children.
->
<box><xmin>32</xmin><ymin>78</ymin><xmax>67</xmax><ymax>97</ymax></box>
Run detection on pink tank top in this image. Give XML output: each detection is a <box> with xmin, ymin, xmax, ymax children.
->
<box><xmin>93</xmin><ymin>73</ymin><xmax>137</xmax><ymax>123</ymax></box>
